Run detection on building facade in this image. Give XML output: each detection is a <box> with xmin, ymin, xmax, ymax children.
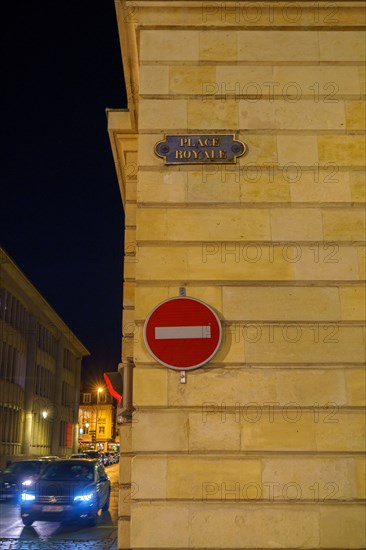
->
<box><xmin>108</xmin><ymin>2</ymin><xmax>365</xmax><ymax>549</ymax></box>
<box><xmin>79</xmin><ymin>389</ymin><xmax>118</xmax><ymax>452</ymax></box>
<box><xmin>0</xmin><ymin>248</ymin><xmax>89</xmax><ymax>468</ymax></box>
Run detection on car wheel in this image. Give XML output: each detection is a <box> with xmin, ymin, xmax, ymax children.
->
<box><xmin>22</xmin><ymin>516</ymin><xmax>34</xmax><ymax>527</ymax></box>
<box><xmin>102</xmin><ymin>489</ymin><xmax>110</xmax><ymax>511</ymax></box>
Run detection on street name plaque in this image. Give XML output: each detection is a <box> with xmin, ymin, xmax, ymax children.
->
<box><xmin>154</xmin><ymin>134</ymin><xmax>246</xmax><ymax>165</ymax></box>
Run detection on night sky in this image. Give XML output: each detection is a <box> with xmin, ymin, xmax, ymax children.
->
<box><xmin>1</xmin><ymin>2</ymin><xmax>127</xmax><ymax>385</ymax></box>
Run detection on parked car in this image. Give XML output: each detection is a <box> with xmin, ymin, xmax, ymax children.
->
<box><xmin>109</xmin><ymin>452</ymin><xmax>119</xmax><ymax>464</ymax></box>
<box><xmin>69</xmin><ymin>453</ymin><xmax>88</xmax><ymax>459</ymax></box>
<box><xmin>107</xmin><ymin>452</ymin><xmax>116</xmax><ymax>464</ymax></box>
<box><xmin>0</xmin><ymin>460</ymin><xmax>51</xmax><ymax>501</ymax></box>
<box><xmin>104</xmin><ymin>452</ymin><xmax>113</xmax><ymax>466</ymax></box>
<box><xmin>112</xmin><ymin>452</ymin><xmax>119</xmax><ymax>463</ymax></box>
<box><xmin>82</xmin><ymin>450</ymin><xmax>104</xmax><ymax>464</ymax></box>
<box><xmin>20</xmin><ymin>459</ymin><xmax>110</xmax><ymax>527</ymax></box>
<box><xmin>39</xmin><ymin>456</ymin><xmax>59</xmax><ymax>461</ymax></box>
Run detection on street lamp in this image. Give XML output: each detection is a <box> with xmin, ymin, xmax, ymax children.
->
<box><xmin>96</xmin><ymin>387</ymin><xmax>104</xmax><ymax>450</ymax></box>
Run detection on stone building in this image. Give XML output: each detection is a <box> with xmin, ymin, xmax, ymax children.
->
<box><xmin>79</xmin><ymin>388</ymin><xmax>118</xmax><ymax>452</ymax></box>
<box><xmin>0</xmin><ymin>248</ymin><xmax>89</xmax><ymax>467</ymax></box>
<box><xmin>108</xmin><ymin>1</ymin><xmax>365</xmax><ymax>548</ymax></box>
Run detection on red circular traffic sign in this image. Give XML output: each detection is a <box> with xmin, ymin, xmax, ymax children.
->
<box><xmin>143</xmin><ymin>296</ymin><xmax>222</xmax><ymax>370</ymax></box>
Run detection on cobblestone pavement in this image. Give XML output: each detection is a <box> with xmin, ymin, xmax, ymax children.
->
<box><xmin>0</xmin><ymin>537</ymin><xmax>117</xmax><ymax>549</ymax></box>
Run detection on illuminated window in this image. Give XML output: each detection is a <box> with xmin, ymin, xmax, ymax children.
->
<box><xmin>98</xmin><ymin>392</ymin><xmax>106</xmax><ymax>403</ymax></box>
<box><xmin>83</xmin><ymin>393</ymin><xmax>91</xmax><ymax>404</ymax></box>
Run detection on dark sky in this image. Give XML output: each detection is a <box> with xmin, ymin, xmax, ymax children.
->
<box><xmin>1</xmin><ymin>2</ymin><xmax>127</xmax><ymax>385</ymax></box>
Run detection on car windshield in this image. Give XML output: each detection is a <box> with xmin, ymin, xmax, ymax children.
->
<box><xmin>40</xmin><ymin>462</ymin><xmax>94</xmax><ymax>481</ymax></box>
<box><xmin>3</xmin><ymin>461</ymin><xmax>42</xmax><ymax>475</ymax></box>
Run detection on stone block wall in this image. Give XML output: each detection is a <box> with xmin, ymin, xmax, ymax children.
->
<box><xmin>109</xmin><ymin>2</ymin><xmax>366</xmax><ymax>548</ymax></box>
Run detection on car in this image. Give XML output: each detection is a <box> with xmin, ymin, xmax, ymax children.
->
<box><xmin>81</xmin><ymin>450</ymin><xmax>104</xmax><ymax>464</ymax></box>
<box><xmin>39</xmin><ymin>456</ymin><xmax>59</xmax><ymax>461</ymax></box>
<box><xmin>107</xmin><ymin>452</ymin><xmax>116</xmax><ymax>464</ymax></box>
<box><xmin>0</xmin><ymin>460</ymin><xmax>51</xmax><ymax>501</ymax></box>
<box><xmin>20</xmin><ymin>459</ymin><xmax>110</xmax><ymax>527</ymax></box>
<box><xmin>69</xmin><ymin>453</ymin><xmax>88</xmax><ymax>459</ymax></box>
<box><xmin>110</xmin><ymin>452</ymin><xmax>119</xmax><ymax>464</ymax></box>
<box><xmin>104</xmin><ymin>452</ymin><xmax>113</xmax><ymax>466</ymax></box>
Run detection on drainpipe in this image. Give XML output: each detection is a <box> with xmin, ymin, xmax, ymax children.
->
<box><xmin>119</xmin><ymin>357</ymin><xmax>135</xmax><ymax>422</ymax></box>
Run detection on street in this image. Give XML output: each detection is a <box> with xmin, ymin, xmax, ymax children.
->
<box><xmin>0</xmin><ymin>463</ymin><xmax>118</xmax><ymax>550</ymax></box>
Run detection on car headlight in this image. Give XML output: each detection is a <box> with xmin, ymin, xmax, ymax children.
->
<box><xmin>74</xmin><ymin>492</ymin><xmax>95</xmax><ymax>502</ymax></box>
<box><xmin>22</xmin><ymin>480</ymin><xmax>33</xmax><ymax>487</ymax></box>
<box><xmin>21</xmin><ymin>493</ymin><xmax>35</xmax><ymax>501</ymax></box>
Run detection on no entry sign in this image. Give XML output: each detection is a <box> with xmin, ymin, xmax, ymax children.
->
<box><xmin>143</xmin><ymin>296</ymin><xmax>222</xmax><ymax>370</ymax></box>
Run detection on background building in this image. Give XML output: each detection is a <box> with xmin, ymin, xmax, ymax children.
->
<box><xmin>0</xmin><ymin>248</ymin><xmax>89</xmax><ymax>468</ymax></box>
<box><xmin>78</xmin><ymin>387</ymin><xmax>118</xmax><ymax>452</ymax></box>
<box><xmin>108</xmin><ymin>2</ymin><xmax>365</xmax><ymax>549</ymax></box>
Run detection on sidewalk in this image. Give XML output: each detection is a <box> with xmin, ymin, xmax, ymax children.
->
<box><xmin>0</xmin><ymin>535</ymin><xmax>118</xmax><ymax>550</ymax></box>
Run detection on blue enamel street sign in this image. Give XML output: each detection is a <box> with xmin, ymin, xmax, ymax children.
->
<box><xmin>154</xmin><ymin>134</ymin><xmax>246</xmax><ymax>165</ymax></box>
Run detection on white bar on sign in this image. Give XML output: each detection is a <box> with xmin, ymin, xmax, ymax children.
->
<box><xmin>155</xmin><ymin>325</ymin><xmax>211</xmax><ymax>340</ymax></box>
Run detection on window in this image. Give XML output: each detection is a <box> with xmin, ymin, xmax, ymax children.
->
<box><xmin>59</xmin><ymin>421</ymin><xmax>66</xmax><ymax>446</ymax></box>
<box><xmin>61</xmin><ymin>381</ymin><xmax>73</xmax><ymax>406</ymax></box>
<box><xmin>36</xmin><ymin>323</ymin><xmax>57</xmax><ymax>358</ymax></box>
<box><xmin>0</xmin><ymin>406</ymin><xmax>21</xmax><ymax>443</ymax></box>
<box><xmin>34</xmin><ymin>365</ymin><xmax>54</xmax><ymax>398</ymax></box>
<box><xmin>63</xmin><ymin>348</ymin><xmax>73</xmax><ymax>371</ymax></box>
<box><xmin>98</xmin><ymin>392</ymin><xmax>106</xmax><ymax>404</ymax></box>
<box><xmin>83</xmin><ymin>393</ymin><xmax>91</xmax><ymax>404</ymax></box>
<box><xmin>98</xmin><ymin>426</ymin><xmax>105</xmax><ymax>435</ymax></box>
<box><xmin>41</xmin><ymin>462</ymin><xmax>93</xmax><ymax>481</ymax></box>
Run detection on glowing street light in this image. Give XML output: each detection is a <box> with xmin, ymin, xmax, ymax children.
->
<box><xmin>96</xmin><ymin>386</ymin><xmax>104</xmax><ymax>451</ymax></box>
